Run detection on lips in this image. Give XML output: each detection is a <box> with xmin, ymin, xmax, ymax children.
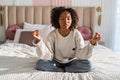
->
<box><xmin>64</xmin><ymin>23</ymin><xmax>69</xmax><ymax>26</ymax></box>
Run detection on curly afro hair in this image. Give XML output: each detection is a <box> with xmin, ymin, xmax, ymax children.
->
<box><xmin>50</xmin><ymin>7</ymin><xmax>79</xmax><ymax>30</ymax></box>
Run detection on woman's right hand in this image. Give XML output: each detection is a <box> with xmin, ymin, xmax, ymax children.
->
<box><xmin>32</xmin><ymin>30</ymin><xmax>41</xmax><ymax>41</ymax></box>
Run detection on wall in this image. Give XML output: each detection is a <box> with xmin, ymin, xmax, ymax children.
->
<box><xmin>0</xmin><ymin>0</ymin><xmax>101</xmax><ymax>6</ymax></box>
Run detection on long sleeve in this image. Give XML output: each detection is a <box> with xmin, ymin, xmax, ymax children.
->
<box><xmin>33</xmin><ymin>29</ymin><xmax>94</xmax><ymax>63</ymax></box>
<box><xmin>74</xmin><ymin>30</ymin><xmax>94</xmax><ymax>59</ymax></box>
<box><xmin>32</xmin><ymin>32</ymin><xmax>55</xmax><ymax>60</ymax></box>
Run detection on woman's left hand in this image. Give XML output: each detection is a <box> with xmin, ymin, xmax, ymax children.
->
<box><xmin>90</xmin><ymin>32</ymin><xmax>102</xmax><ymax>45</ymax></box>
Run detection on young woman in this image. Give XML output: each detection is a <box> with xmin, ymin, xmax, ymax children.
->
<box><xmin>32</xmin><ymin>7</ymin><xmax>101</xmax><ymax>73</ymax></box>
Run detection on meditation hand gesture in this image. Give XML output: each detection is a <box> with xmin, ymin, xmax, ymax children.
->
<box><xmin>32</xmin><ymin>30</ymin><xmax>41</xmax><ymax>41</ymax></box>
<box><xmin>90</xmin><ymin>32</ymin><xmax>102</xmax><ymax>45</ymax></box>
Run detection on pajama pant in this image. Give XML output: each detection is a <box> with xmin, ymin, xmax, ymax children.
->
<box><xmin>36</xmin><ymin>59</ymin><xmax>91</xmax><ymax>73</ymax></box>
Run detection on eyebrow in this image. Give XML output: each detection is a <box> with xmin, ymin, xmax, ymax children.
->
<box><xmin>60</xmin><ymin>15</ymin><xmax>71</xmax><ymax>18</ymax></box>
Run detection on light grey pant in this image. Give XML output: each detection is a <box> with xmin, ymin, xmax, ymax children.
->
<box><xmin>36</xmin><ymin>59</ymin><xmax>91</xmax><ymax>73</ymax></box>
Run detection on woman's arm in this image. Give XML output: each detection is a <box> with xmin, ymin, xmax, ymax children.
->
<box><xmin>75</xmin><ymin>31</ymin><xmax>101</xmax><ymax>59</ymax></box>
<box><xmin>32</xmin><ymin>30</ymin><xmax>54</xmax><ymax>60</ymax></box>
<box><xmin>90</xmin><ymin>32</ymin><xmax>101</xmax><ymax>45</ymax></box>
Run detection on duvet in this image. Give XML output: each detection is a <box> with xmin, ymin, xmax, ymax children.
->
<box><xmin>0</xmin><ymin>43</ymin><xmax>120</xmax><ymax>80</ymax></box>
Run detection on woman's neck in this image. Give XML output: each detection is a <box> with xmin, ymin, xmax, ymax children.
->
<box><xmin>58</xmin><ymin>29</ymin><xmax>70</xmax><ymax>37</ymax></box>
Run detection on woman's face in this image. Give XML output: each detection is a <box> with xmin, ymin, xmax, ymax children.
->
<box><xmin>59</xmin><ymin>11</ymin><xmax>72</xmax><ymax>30</ymax></box>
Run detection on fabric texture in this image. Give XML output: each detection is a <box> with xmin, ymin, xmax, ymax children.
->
<box><xmin>23</xmin><ymin>22</ymin><xmax>55</xmax><ymax>42</ymax></box>
<box><xmin>1</xmin><ymin>43</ymin><xmax>120</xmax><ymax>80</ymax></box>
<box><xmin>6</xmin><ymin>25</ymin><xmax>21</xmax><ymax>40</ymax></box>
<box><xmin>33</xmin><ymin>29</ymin><xmax>94</xmax><ymax>63</ymax></box>
<box><xmin>14</xmin><ymin>23</ymin><xmax>54</xmax><ymax>45</ymax></box>
<box><xmin>19</xmin><ymin>31</ymin><xmax>34</xmax><ymax>46</ymax></box>
<box><xmin>14</xmin><ymin>29</ymin><xmax>35</xmax><ymax>43</ymax></box>
<box><xmin>36</xmin><ymin>59</ymin><xmax>91</xmax><ymax>73</ymax></box>
<box><xmin>77</xmin><ymin>27</ymin><xmax>92</xmax><ymax>40</ymax></box>
<box><xmin>23</xmin><ymin>22</ymin><xmax>47</xmax><ymax>29</ymax></box>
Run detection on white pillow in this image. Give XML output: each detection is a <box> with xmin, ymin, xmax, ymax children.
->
<box><xmin>14</xmin><ymin>25</ymin><xmax>54</xmax><ymax>43</ymax></box>
<box><xmin>23</xmin><ymin>22</ymin><xmax>47</xmax><ymax>29</ymax></box>
<box><xmin>23</xmin><ymin>22</ymin><xmax>55</xmax><ymax>42</ymax></box>
<box><xmin>39</xmin><ymin>25</ymin><xmax>54</xmax><ymax>42</ymax></box>
<box><xmin>14</xmin><ymin>29</ymin><xmax>35</xmax><ymax>43</ymax></box>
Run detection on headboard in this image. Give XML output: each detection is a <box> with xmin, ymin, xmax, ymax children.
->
<box><xmin>3</xmin><ymin>6</ymin><xmax>96</xmax><ymax>31</ymax></box>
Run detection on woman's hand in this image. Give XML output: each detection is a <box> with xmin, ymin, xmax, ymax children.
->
<box><xmin>32</xmin><ymin>30</ymin><xmax>41</xmax><ymax>41</ymax></box>
<box><xmin>90</xmin><ymin>32</ymin><xmax>102</xmax><ymax>45</ymax></box>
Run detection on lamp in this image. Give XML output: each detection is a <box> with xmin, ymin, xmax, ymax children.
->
<box><xmin>0</xmin><ymin>6</ymin><xmax>4</xmax><ymax>26</ymax></box>
<box><xmin>97</xmin><ymin>6</ymin><xmax>102</xmax><ymax>26</ymax></box>
<box><xmin>96</xmin><ymin>0</ymin><xmax>103</xmax><ymax>26</ymax></box>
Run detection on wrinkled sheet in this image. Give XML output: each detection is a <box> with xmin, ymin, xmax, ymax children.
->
<box><xmin>0</xmin><ymin>43</ymin><xmax>120</xmax><ymax>80</ymax></box>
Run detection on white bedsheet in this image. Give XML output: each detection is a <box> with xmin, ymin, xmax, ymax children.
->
<box><xmin>0</xmin><ymin>43</ymin><xmax>120</xmax><ymax>80</ymax></box>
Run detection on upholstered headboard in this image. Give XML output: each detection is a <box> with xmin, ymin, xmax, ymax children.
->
<box><xmin>3</xmin><ymin>6</ymin><xmax>95</xmax><ymax>31</ymax></box>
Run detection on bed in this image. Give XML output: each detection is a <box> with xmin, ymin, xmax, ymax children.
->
<box><xmin>0</xmin><ymin>6</ymin><xmax>120</xmax><ymax>80</ymax></box>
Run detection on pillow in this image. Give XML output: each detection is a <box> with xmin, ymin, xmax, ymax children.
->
<box><xmin>23</xmin><ymin>22</ymin><xmax>47</xmax><ymax>29</ymax></box>
<box><xmin>14</xmin><ymin>22</ymin><xmax>55</xmax><ymax>45</ymax></box>
<box><xmin>19</xmin><ymin>31</ymin><xmax>34</xmax><ymax>46</ymax></box>
<box><xmin>6</xmin><ymin>25</ymin><xmax>21</xmax><ymax>40</ymax></box>
<box><xmin>23</xmin><ymin>22</ymin><xmax>54</xmax><ymax>42</ymax></box>
<box><xmin>77</xmin><ymin>26</ymin><xmax>92</xmax><ymax>40</ymax></box>
<box><xmin>14</xmin><ymin>29</ymin><xmax>35</xmax><ymax>43</ymax></box>
<box><xmin>39</xmin><ymin>25</ymin><xmax>55</xmax><ymax>42</ymax></box>
<box><xmin>14</xmin><ymin>24</ymin><xmax>54</xmax><ymax>45</ymax></box>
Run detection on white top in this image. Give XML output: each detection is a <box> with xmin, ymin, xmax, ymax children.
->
<box><xmin>33</xmin><ymin>29</ymin><xmax>94</xmax><ymax>63</ymax></box>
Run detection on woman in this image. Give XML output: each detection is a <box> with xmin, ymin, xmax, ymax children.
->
<box><xmin>32</xmin><ymin>7</ymin><xmax>101</xmax><ymax>73</ymax></box>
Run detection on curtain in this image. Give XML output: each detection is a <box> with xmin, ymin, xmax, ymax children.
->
<box><xmin>113</xmin><ymin>0</ymin><xmax>120</xmax><ymax>52</ymax></box>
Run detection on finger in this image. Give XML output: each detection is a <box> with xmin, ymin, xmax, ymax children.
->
<box><xmin>96</xmin><ymin>33</ymin><xmax>102</xmax><ymax>39</ymax></box>
<box><xmin>32</xmin><ymin>32</ymin><xmax>36</xmax><ymax>37</ymax></box>
<box><xmin>33</xmin><ymin>30</ymin><xmax>39</xmax><ymax>35</ymax></box>
<box><xmin>93</xmin><ymin>32</ymin><xmax>102</xmax><ymax>40</ymax></box>
<box><xmin>95</xmin><ymin>32</ymin><xmax>100</xmax><ymax>37</ymax></box>
<box><xmin>96</xmin><ymin>32</ymin><xmax>99</xmax><ymax>35</ymax></box>
<box><xmin>96</xmin><ymin>35</ymin><xmax>102</xmax><ymax>41</ymax></box>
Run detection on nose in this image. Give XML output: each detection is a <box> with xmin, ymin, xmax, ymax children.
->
<box><xmin>64</xmin><ymin>18</ymin><xmax>69</xmax><ymax>23</ymax></box>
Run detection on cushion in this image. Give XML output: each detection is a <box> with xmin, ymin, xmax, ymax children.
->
<box><xmin>78</xmin><ymin>26</ymin><xmax>92</xmax><ymax>40</ymax></box>
<box><xmin>19</xmin><ymin>31</ymin><xmax>34</xmax><ymax>46</ymax></box>
<box><xmin>14</xmin><ymin>22</ymin><xmax>55</xmax><ymax>46</ymax></box>
<box><xmin>23</xmin><ymin>22</ymin><xmax>47</xmax><ymax>29</ymax></box>
<box><xmin>14</xmin><ymin>29</ymin><xmax>35</xmax><ymax>43</ymax></box>
<box><xmin>14</xmin><ymin>25</ymin><xmax>54</xmax><ymax>46</ymax></box>
<box><xmin>23</xmin><ymin>22</ymin><xmax>55</xmax><ymax>42</ymax></box>
<box><xmin>6</xmin><ymin>25</ymin><xmax>21</xmax><ymax>40</ymax></box>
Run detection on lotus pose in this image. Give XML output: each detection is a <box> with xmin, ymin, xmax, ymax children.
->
<box><xmin>33</xmin><ymin>7</ymin><xmax>101</xmax><ymax>73</ymax></box>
